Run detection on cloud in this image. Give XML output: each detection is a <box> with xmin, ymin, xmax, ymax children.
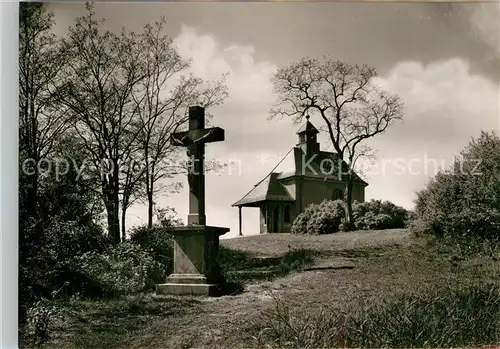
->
<box><xmin>129</xmin><ymin>26</ymin><xmax>499</xmax><ymax>238</ymax></box>
<box><xmin>373</xmin><ymin>58</ymin><xmax>498</xmax><ymax>142</ymax></box>
<box><xmin>128</xmin><ymin>25</ymin><xmax>283</xmax><ymax>238</ymax></box>
<box><xmin>469</xmin><ymin>3</ymin><xmax>500</xmax><ymax>55</ymax></box>
<box><xmin>173</xmin><ymin>25</ymin><xmax>277</xmax><ymax>103</ymax></box>
<box><xmin>173</xmin><ymin>25</ymin><xmax>230</xmax><ymax>79</ymax></box>
<box><xmin>366</xmin><ymin>58</ymin><xmax>499</xmax><ymax>209</ymax></box>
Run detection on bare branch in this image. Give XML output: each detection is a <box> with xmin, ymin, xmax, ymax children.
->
<box><xmin>270</xmin><ymin>55</ymin><xmax>405</xmax><ymax>227</ymax></box>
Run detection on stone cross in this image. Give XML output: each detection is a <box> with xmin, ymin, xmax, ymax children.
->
<box><xmin>171</xmin><ymin>106</ymin><xmax>225</xmax><ymax>226</ymax></box>
<box><xmin>158</xmin><ymin>105</ymin><xmax>229</xmax><ymax>296</ymax></box>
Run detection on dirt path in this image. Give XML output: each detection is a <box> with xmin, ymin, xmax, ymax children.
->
<box><xmin>128</xmin><ymin>230</ymin><xmax>426</xmax><ymax>348</ymax></box>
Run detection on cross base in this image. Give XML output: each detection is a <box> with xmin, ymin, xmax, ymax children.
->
<box><xmin>156</xmin><ymin>225</ymin><xmax>229</xmax><ymax>296</ymax></box>
<box><xmin>157</xmin><ymin>275</ymin><xmax>219</xmax><ymax>296</ymax></box>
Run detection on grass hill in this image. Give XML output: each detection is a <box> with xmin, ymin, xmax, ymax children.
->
<box><xmin>27</xmin><ymin>229</ymin><xmax>500</xmax><ymax>348</ymax></box>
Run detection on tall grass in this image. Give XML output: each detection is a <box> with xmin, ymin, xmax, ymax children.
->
<box><xmin>255</xmin><ymin>283</ymin><xmax>500</xmax><ymax>348</ymax></box>
<box><xmin>219</xmin><ymin>247</ymin><xmax>317</xmax><ymax>283</ymax></box>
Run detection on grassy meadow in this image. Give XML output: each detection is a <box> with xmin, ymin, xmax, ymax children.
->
<box><xmin>22</xmin><ymin>229</ymin><xmax>500</xmax><ymax>349</ymax></box>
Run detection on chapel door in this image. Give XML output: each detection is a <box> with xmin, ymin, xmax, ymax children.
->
<box><xmin>273</xmin><ymin>206</ymin><xmax>280</xmax><ymax>233</ymax></box>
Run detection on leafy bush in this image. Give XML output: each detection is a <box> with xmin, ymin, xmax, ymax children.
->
<box><xmin>292</xmin><ymin>198</ymin><xmax>408</xmax><ymax>234</ymax></box>
<box><xmin>291</xmin><ymin>208</ymin><xmax>311</xmax><ymax>235</ymax></box>
<box><xmin>76</xmin><ymin>242</ymin><xmax>163</xmax><ymax>297</ymax></box>
<box><xmin>353</xmin><ymin>199</ymin><xmax>409</xmax><ymax>230</ymax></box>
<box><xmin>23</xmin><ymin>282</ymin><xmax>69</xmax><ymax>348</ymax></box>
<box><xmin>413</xmin><ymin>131</ymin><xmax>500</xmax><ymax>242</ymax></box>
<box><xmin>127</xmin><ymin>207</ymin><xmax>183</xmax><ymax>280</ymax></box>
<box><xmin>438</xmin><ymin>209</ymin><xmax>500</xmax><ymax>242</ymax></box>
<box><xmin>129</xmin><ymin>225</ymin><xmax>174</xmax><ymax>277</ymax></box>
<box><xmin>19</xmin><ymin>133</ymin><xmax>108</xmax><ymax>321</ymax></box>
<box><xmin>292</xmin><ymin>200</ymin><xmax>346</xmax><ymax>235</ymax></box>
<box><xmin>25</xmin><ymin>299</ymin><xmax>60</xmax><ymax>348</ymax></box>
<box><xmin>155</xmin><ymin>206</ymin><xmax>183</xmax><ymax>228</ymax></box>
<box><xmin>19</xmin><ymin>215</ymin><xmax>110</xmax><ymax>321</ymax></box>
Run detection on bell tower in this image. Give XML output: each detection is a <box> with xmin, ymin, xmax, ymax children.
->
<box><xmin>296</xmin><ymin>115</ymin><xmax>320</xmax><ymax>157</ymax></box>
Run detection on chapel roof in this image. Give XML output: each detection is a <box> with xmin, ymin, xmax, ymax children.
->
<box><xmin>296</xmin><ymin>116</ymin><xmax>319</xmax><ymax>134</ymax></box>
<box><xmin>231</xmin><ymin>172</ymin><xmax>295</xmax><ymax>207</ymax></box>
<box><xmin>232</xmin><ymin>118</ymin><xmax>368</xmax><ymax>207</ymax></box>
<box><xmin>232</xmin><ymin>147</ymin><xmax>368</xmax><ymax>207</ymax></box>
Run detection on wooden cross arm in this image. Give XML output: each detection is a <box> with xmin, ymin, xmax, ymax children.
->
<box><xmin>171</xmin><ymin>127</ymin><xmax>225</xmax><ymax>146</ymax></box>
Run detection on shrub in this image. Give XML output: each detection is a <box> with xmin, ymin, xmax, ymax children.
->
<box><xmin>414</xmin><ymin>131</ymin><xmax>500</xmax><ymax>242</ymax></box>
<box><xmin>292</xmin><ymin>200</ymin><xmax>345</xmax><ymax>235</ymax></box>
<box><xmin>25</xmin><ymin>299</ymin><xmax>59</xmax><ymax>348</ymax></box>
<box><xmin>19</xmin><ymin>134</ymin><xmax>108</xmax><ymax>322</ymax></box>
<box><xmin>353</xmin><ymin>200</ymin><xmax>409</xmax><ymax>230</ymax></box>
<box><xmin>291</xmin><ymin>208</ymin><xmax>311</xmax><ymax>235</ymax></box>
<box><xmin>292</xmin><ymin>199</ymin><xmax>408</xmax><ymax>234</ymax></box>
<box><xmin>76</xmin><ymin>242</ymin><xmax>163</xmax><ymax>297</ymax></box>
<box><xmin>23</xmin><ymin>282</ymin><xmax>69</xmax><ymax>348</ymax></box>
<box><xmin>155</xmin><ymin>206</ymin><xmax>183</xmax><ymax>228</ymax></box>
<box><xmin>128</xmin><ymin>206</ymin><xmax>182</xmax><ymax>276</ymax></box>
<box><xmin>440</xmin><ymin>209</ymin><xmax>500</xmax><ymax>242</ymax></box>
<box><xmin>19</xmin><ymin>216</ymin><xmax>110</xmax><ymax>320</ymax></box>
<box><xmin>129</xmin><ymin>225</ymin><xmax>174</xmax><ymax>277</ymax></box>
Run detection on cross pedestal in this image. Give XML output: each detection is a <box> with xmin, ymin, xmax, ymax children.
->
<box><xmin>156</xmin><ymin>226</ymin><xmax>229</xmax><ymax>296</ymax></box>
<box><xmin>156</xmin><ymin>106</ymin><xmax>229</xmax><ymax>296</ymax></box>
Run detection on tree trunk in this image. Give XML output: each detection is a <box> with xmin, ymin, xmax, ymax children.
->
<box><xmin>111</xmin><ymin>200</ymin><xmax>120</xmax><ymax>243</ymax></box>
<box><xmin>104</xmin><ymin>183</ymin><xmax>120</xmax><ymax>244</ymax></box>
<box><xmin>27</xmin><ymin>170</ymin><xmax>38</xmax><ymax>218</ymax></box>
<box><xmin>146</xmin><ymin>159</ymin><xmax>154</xmax><ymax>229</ymax></box>
<box><xmin>105</xmin><ymin>199</ymin><xmax>116</xmax><ymax>242</ymax></box>
<box><xmin>27</xmin><ymin>95</ymin><xmax>38</xmax><ymax>218</ymax></box>
<box><xmin>121</xmin><ymin>203</ymin><xmax>127</xmax><ymax>242</ymax></box>
<box><xmin>112</xmin><ymin>163</ymin><xmax>120</xmax><ymax>242</ymax></box>
<box><xmin>147</xmin><ymin>187</ymin><xmax>153</xmax><ymax>229</ymax></box>
<box><xmin>121</xmin><ymin>182</ymin><xmax>131</xmax><ymax>241</ymax></box>
<box><xmin>346</xmin><ymin>175</ymin><xmax>355</xmax><ymax>230</ymax></box>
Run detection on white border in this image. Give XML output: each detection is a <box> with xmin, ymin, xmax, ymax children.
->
<box><xmin>0</xmin><ymin>1</ymin><xmax>19</xmax><ymax>348</ymax></box>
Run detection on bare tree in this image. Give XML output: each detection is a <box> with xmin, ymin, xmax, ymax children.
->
<box><xmin>56</xmin><ymin>5</ymin><xmax>229</xmax><ymax>240</ymax></box>
<box><xmin>118</xmin><ymin>144</ymin><xmax>146</xmax><ymax>241</ymax></box>
<box><xmin>19</xmin><ymin>2</ymin><xmax>70</xmax><ymax>218</ymax></box>
<box><xmin>55</xmin><ymin>3</ymin><xmax>147</xmax><ymax>243</ymax></box>
<box><xmin>271</xmin><ymin>57</ymin><xmax>404</xmax><ymax>228</ymax></box>
<box><xmin>131</xmin><ymin>18</ymin><xmax>229</xmax><ymax>228</ymax></box>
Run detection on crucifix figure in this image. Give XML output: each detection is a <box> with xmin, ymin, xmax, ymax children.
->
<box><xmin>171</xmin><ymin>106</ymin><xmax>225</xmax><ymax>226</ymax></box>
<box><xmin>158</xmin><ymin>105</ymin><xmax>229</xmax><ymax>296</ymax></box>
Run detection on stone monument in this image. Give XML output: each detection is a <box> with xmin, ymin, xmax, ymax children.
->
<box><xmin>156</xmin><ymin>106</ymin><xmax>229</xmax><ymax>296</ymax></box>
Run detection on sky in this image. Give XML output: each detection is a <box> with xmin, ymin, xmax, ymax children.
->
<box><xmin>48</xmin><ymin>2</ymin><xmax>500</xmax><ymax>238</ymax></box>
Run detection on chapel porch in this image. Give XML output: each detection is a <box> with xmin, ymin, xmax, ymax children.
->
<box><xmin>232</xmin><ymin>200</ymin><xmax>295</xmax><ymax>235</ymax></box>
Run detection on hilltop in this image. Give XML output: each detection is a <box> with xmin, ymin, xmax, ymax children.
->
<box><xmin>32</xmin><ymin>228</ymin><xmax>500</xmax><ymax>348</ymax></box>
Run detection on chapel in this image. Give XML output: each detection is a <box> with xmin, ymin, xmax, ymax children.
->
<box><xmin>232</xmin><ymin>116</ymin><xmax>368</xmax><ymax>234</ymax></box>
